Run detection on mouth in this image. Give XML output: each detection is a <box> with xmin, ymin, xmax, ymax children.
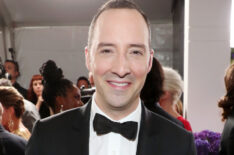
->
<box><xmin>107</xmin><ymin>80</ymin><xmax>131</xmax><ymax>89</ymax></box>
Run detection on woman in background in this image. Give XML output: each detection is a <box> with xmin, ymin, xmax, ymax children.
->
<box><xmin>141</xmin><ymin>57</ymin><xmax>184</xmax><ymax>128</ymax></box>
<box><xmin>159</xmin><ymin>67</ymin><xmax>192</xmax><ymax>131</ymax></box>
<box><xmin>40</xmin><ymin>60</ymin><xmax>83</xmax><ymax>115</ymax></box>
<box><xmin>218</xmin><ymin>64</ymin><xmax>234</xmax><ymax>155</ymax></box>
<box><xmin>27</xmin><ymin>74</ymin><xmax>50</xmax><ymax>118</ymax></box>
<box><xmin>0</xmin><ymin>86</ymin><xmax>31</xmax><ymax>140</ymax></box>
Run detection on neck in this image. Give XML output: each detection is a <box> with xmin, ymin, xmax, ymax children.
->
<box><xmin>160</xmin><ymin>101</ymin><xmax>180</xmax><ymax>118</ymax></box>
<box><xmin>9</xmin><ymin>117</ymin><xmax>20</xmax><ymax>132</ymax></box>
<box><xmin>11</xmin><ymin>79</ymin><xmax>16</xmax><ymax>85</ymax></box>
<box><xmin>94</xmin><ymin>95</ymin><xmax>140</xmax><ymax>121</ymax></box>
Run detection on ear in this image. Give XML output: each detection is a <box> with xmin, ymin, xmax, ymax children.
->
<box><xmin>15</xmin><ymin>71</ymin><xmax>19</xmax><ymax>78</ymax></box>
<box><xmin>147</xmin><ymin>49</ymin><xmax>154</xmax><ymax>72</ymax></box>
<box><xmin>55</xmin><ymin>96</ymin><xmax>64</xmax><ymax>107</ymax></box>
<box><xmin>85</xmin><ymin>46</ymin><xmax>91</xmax><ymax>71</ymax></box>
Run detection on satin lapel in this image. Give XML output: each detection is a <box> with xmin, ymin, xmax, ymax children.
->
<box><xmin>71</xmin><ymin>99</ymin><xmax>92</xmax><ymax>155</ymax></box>
<box><xmin>136</xmin><ymin>102</ymin><xmax>159</xmax><ymax>155</ymax></box>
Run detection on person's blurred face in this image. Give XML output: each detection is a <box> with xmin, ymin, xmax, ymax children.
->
<box><xmin>4</xmin><ymin>62</ymin><xmax>18</xmax><ymax>81</ymax></box>
<box><xmin>63</xmin><ymin>85</ymin><xmax>83</xmax><ymax>110</ymax></box>
<box><xmin>77</xmin><ymin>79</ymin><xmax>89</xmax><ymax>89</ymax></box>
<box><xmin>85</xmin><ymin>9</ymin><xmax>153</xmax><ymax>119</ymax></box>
<box><xmin>32</xmin><ymin>80</ymin><xmax>43</xmax><ymax>97</ymax></box>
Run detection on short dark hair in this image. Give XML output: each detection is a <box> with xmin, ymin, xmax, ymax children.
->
<box><xmin>88</xmin><ymin>0</ymin><xmax>151</xmax><ymax>50</ymax></box>
<box><xmin>77</xmin><ymin>76</ymin><xmax>90</xmax><ymax>86</ymax></box>
<box><xmin>5</xmin><ymin>60</ymin><xmax>20</xmax><ymax>73</ymax></box>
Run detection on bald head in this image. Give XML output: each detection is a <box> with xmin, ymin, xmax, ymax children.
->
<box><xmin>87</xmin><ymin>0</ymin><xmax>151</xmax><ymax>50</ymax></box>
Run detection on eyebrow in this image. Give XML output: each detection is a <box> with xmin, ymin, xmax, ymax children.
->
<box><xmin>97</xmin><ymin>42</ymin><xmax>146</xmax><ymax>50</ymax></box>
<box><xmin>97</xmin><ymin>43</ymin><xmax>115</xmax><ymax>49</ymax></box>
<box><xmin>128</xmin><ymin>44</ymin><xmax>146</xmax><ymax>50</ymax></box>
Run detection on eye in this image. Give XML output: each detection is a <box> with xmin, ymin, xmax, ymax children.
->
<box><xmin>131</xmin><ymin>50</ymin><xmax>143</xmax><ymax>55</ymax></box>
<box><xmin>74</xmin><ymin>94</ymin><xmax>80</xmax><ymax>100</ymax></box>
<box><xmin>100</xmin><ymin>49</ymin><xmax>111</xmax><ymax>54</ymax></box>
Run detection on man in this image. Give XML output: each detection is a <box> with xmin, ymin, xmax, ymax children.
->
<box><xmin>4</xmin><ymin>60</ymin><xmax>27</xmax><ymax>98</ymax></box>
<box><xmin>26</xmin><ymin>0</ymin><xmax>196</xmax><ymax>155</ymax></box>
<box><xmin>77</xmin><ymin>76</ymin><xmax>91</xmax><ymax>89</ymax></box>
<box><xmin>0</xmin><ymin>102</ymin><xmax>27</xmax><ymax>155</ymax></box>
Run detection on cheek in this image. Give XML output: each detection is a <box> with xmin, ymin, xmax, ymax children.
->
<box><xmin>92</xmin><ymin>58</ymin><xmax>110</xmax><ymax>77</ymax></box>
<box><xmin>69</xmin><ymin>98</ymin><xmax>79</xmax><ymax>108</ymax></box>
<box><xmin>39</xmin><ymin>85</ymin><xmax>43</xmax><ymax>91</ymax></box>
<box><xmin>65</xmin><ymin>97</ymin><xmax>75</xmax><ymax>107</ymax></box>
<box><xmin>33</xmin><ymin>85</ymin><xmax>36</xmax><ymax>91</ymax></box>
<box><xmin>130</xmin><ymin>61</ymin><xmax>149</xmax><ymax>79</ymax></box>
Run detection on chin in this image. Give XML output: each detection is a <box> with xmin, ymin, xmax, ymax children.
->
<box><xmin>107</xmin><ymin>97</ymin><xmax>132</xmax><ymax>109</ymax></box>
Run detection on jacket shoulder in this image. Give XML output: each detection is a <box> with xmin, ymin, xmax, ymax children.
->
<box><xmin>140</xmin><ymin>108</ymin><xmax>196</xmax><ymax>155</ymax></box>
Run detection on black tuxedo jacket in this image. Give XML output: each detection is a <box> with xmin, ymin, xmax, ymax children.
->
<box><xmin>145</xmin><ymin>102</ymin><xmax>184</xmax><ymax>128</ymax></box>
<box><xmin>13</xmin><ymin>82</ymin><xmax>27</xmax><ymax>98</ymax></box>
<box><xmin>219</xmin><ymin>110</ymin><xmax>234</xmax><ymax>155</ymax></box>
<box><xmin>26</xmin><ymin>100</ymin><xmax>196</xmax><ymax>155</ymax></box>
<box><xmin>0</xmin><ymin>125</ymin><xmax>27</xmax><ymax>155</ymax></box>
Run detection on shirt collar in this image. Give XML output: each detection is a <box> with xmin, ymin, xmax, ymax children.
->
<box><xmin>90</xmin><ymin>92</ymin><xmax>141</xmax><ymax>124</ymax></box>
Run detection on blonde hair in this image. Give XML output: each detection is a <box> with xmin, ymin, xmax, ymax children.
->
<box><xmin>163</xmin><ymin>67</ymin><xmax>183</xmax><ymax>103</ymax></box>
<box><xmin>175</xmin><ymin>100</ymin><xmax>183</xmax><ymax>116</ymax></box>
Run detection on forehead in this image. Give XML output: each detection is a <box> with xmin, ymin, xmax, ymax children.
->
<box><xmin>78</xmin><ymin>79</ymin><xmax>88</xmax><ymax>83</ymax></box>
<box><xmin>33</xmin><ymin>80</ymin><xmax>42</xmax><ymax>83</ymax></box>
<box><xmin>92</xmin><ymin>9</ymin><xmax>149</xmax><ymax>46</ymax></box>
<box><xmin>4</xmin><ymin>62</ymin><xmax>15</xmax><ymax>67</ymax></box>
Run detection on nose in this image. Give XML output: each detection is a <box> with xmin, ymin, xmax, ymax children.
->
<box><xmin>111</xmin><ymin>53</ymin><xmax>130</xmax><ymax>78</ymax></box>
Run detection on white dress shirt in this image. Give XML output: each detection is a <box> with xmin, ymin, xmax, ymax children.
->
<box><xmin>89</xmin><ymin>93</ymin><xmax>142</xmax><ymax>155</ymax></box>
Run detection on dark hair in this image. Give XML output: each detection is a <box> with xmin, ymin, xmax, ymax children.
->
<box><xmin>88</xmin><ymin>0</ymin><xmax>151</xmax><ymax>50</ymax></box>
<box><xmin>40</xmin><ymin>60</ymin><xmax>74</xmax><ymax>112</ymax></box>
<box><xmin>5</xmin><ymin>60</ymin><xmax>20</xmax><ymax>75</ymax></box>
<box><xmin>0</xmin><ymin>86</ymin><xmax>25</xmax><ymax>118</ymax></box>
<box><xmin>77</xmin><ymin>76</ymin><xmax>90</xmax><ymax>87</ymax></box>
<box><xmin>141</xmin><ymin>57</ymin><xmax>164</xmax><ymax>108</ymax></box>
<box><xmin>27</xmin><ymin>74</ymin><xmax>43</xmax><ymax>103</ymax></box>
<box><xmin>218</xmin><ymin>64</ymin><xmax>234</xmax><ymax>121</ymax></box>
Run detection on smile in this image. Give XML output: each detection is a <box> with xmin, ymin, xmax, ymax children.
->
<box><xmin>109</xmin><ymin>81</ymin><xmax>128</xmax><ymax>86</ymax></box>
<box><xmin>107</xmin><ymin>80</ymin><xmax>131</xmax><ymax>89</ymax></box>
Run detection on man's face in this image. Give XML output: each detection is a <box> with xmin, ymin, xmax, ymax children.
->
<box><xmin>4</xmin><ymin>62</ymin><xmax>18</xmax><ymax>81</ymax></box>
<box><xmin>85</xmin><ymin>9</ymin><xmax>153</xmax><ymax>118</ymax></box>
<box><xmin>77</xmin><ymin>79</ymin><xmax>89</xmax><ymax>89</ymax></box>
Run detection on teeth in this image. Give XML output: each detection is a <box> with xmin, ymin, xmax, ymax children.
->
<box><xmin>109</xmin><ymin>82</ymin><xmax>128</xmax><ymax>87</ymax></box>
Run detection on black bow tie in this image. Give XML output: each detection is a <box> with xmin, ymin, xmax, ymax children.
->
<box><xmin>93</xmin><ymin>113</ymin><xmax>138</xmax><ymax>140</ymax></box>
